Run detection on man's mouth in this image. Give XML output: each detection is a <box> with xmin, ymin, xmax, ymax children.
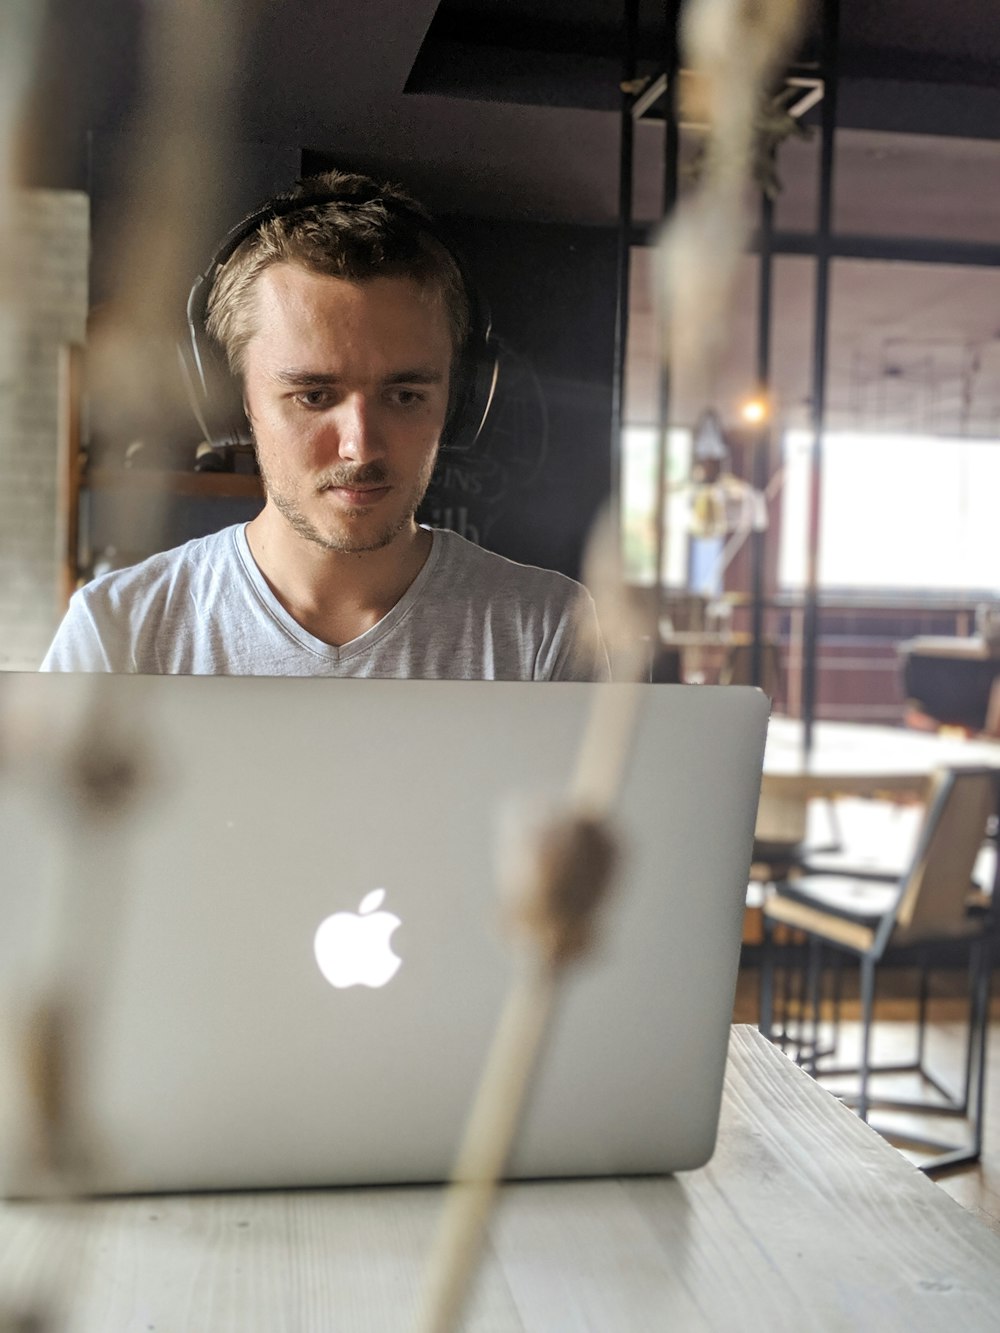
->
<box><xmin>324</xmin><ymin>483</ymin><xmax>391</xmax><ymax>506</ymax></box>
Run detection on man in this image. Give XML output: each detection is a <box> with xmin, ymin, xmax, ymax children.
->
<box><xmin>42</xmin><ymin>170</ymin><xmax>608</xmax><ymax>679</ymax></box>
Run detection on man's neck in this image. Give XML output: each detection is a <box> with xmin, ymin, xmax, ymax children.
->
<box><xmin>244</xmin><ymin>505</ymin><xmax>432</xmax><ymax>647</ymax></box>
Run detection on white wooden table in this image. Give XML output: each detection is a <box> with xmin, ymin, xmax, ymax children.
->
<box><xmin>755</xmin><ymin>716</ymin><xmax>1000</xmax><ymax>846</ymax></box>
<box><xmin>763</xmin><ymin>715</ymin><xmax>1000</xmax><ymax>800</ymax></box>
<box><xmin>2</xmin><ymin>1027</ymin><xmax>999</xmax><ymax>1331</ymax></box>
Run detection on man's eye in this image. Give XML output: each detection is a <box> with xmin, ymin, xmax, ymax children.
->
<box><xmin>389</xmin><ymin>388</ymin><xmax>426</xmax><ymax>408</ymax></box>
<box><xmin>297</xmin><ymin>389</ymin><xmax>332</xmax><ymax>408</ymax></box>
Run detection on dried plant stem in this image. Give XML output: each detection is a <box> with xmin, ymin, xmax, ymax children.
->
<box><xmin>416</xmin><ymin>962</ymin><xmax>556</xmax><ymax>1333</ymax></box>
<box><xmin>416</xmin><ymin>5</ymin><xmax>808</xmax><ymax>1321</ymax></box>
<box><xmin>418</xmin><ymin>686</ymin><xmax>641</xmax><ymax>1331</ymax></box>
<box><xmin>570</xmin><ymin>682</ymin><xmax>645</xmax><ymax>813</ymax></box>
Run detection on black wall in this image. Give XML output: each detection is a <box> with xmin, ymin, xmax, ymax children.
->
<box><xmin>422</xmin><ymin>217</ymin><xmax>616</xmax><ymax>580</ymax></box>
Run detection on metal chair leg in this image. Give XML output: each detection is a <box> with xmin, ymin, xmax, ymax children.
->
<box><xmin>759</xmin><ymin>913</ymin><xmax>775</xmax><ymax>1040</ymax></box>
<box><xmin>793</xmin><ymin>932</ymin><xmax>816</xmax><ymax>1063</ymax></box>
<box><xmin>916</xmin><ymin>949</ymin><xmax>929</xmax><ymax>1069</ymax></box>
<box><xmin>969</xmin><ymin>939</ymin><xmax>992</xmax><ymax>1161</ymax></box>
<box><xmin>778</xmin><ymin>931</ymin><xmax>796</xmax><ymax>1053</ymax></box>
<box><xmin>858</xmin><ymin>955</ymin><xmax>876</xmax><ymax>1123</ymax></box>
<box><xmin>830</xmin><ymin>951</ymin><xmax>843</xmax><ymax>1051</ymax></box>
<box><xmin>806</xmin><ymin>938</ymin><xmax>823</xmax><ymax>1075</ymax></box>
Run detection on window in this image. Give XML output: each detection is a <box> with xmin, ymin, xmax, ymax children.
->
<box><xmin>621</xmin><ymin>426</ymin><xmax>691</xmax><ymax>585</ymax></box>
<box><xmin>779</xmin><ymin>429</ymin><xmax>1000</xmax><ymax>594</ymax></box>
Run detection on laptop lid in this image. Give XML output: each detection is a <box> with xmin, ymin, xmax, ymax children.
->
<box><xmin>0</xmin><ymin>677</ymin><xmax>768</xmax><ymax>1195</ymax></box>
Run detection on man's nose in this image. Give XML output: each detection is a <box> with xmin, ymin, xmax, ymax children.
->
<box><xmin>332</xmin><ymin>394</ymin><xmax>384</xmax><ymax>463</ymax></box>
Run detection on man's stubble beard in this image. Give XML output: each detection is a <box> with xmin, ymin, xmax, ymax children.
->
<box><xmin>257</xmin><ymin>451</ymin><xmax>439</xmax><ymax>555</ymax></box>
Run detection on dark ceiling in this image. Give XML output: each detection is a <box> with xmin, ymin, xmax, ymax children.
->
<box><xmin>23</xmin><ymin>0</ymin><xmax>1000</xmax><ymax>225</ymax></box>
<box><xmin>15</xmin><ymin>1</ymin><xmax>1000</xmax><ymax>440</ymax></box>
<box><xmin>416</xmin><ymin>0</ymin><xmax>1000</xmax><ymax>71</ymax></box>
<box><xmin>410</xmin><ymin>0</ymin><xmax>1000</xmax><ymax>108</ymax></box>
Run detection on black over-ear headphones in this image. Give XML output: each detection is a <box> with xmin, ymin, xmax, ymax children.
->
<box><xmin>180</xmin><ymin>183</ymin><xmax>499</xmax><ymax>453</ymax></box>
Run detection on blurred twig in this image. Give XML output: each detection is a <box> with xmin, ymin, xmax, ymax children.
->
<box><xmin>417</xmin><ymin>4</ymin><xmax>808</xmax><ymax>1329</ymax></box>
<box><xmin>89</xmin><ymin>0</ymin><xmax>264</xmax><ymax>458</ymax></box>
<box><xmin>416</xmin><ymin>516</ymin><xmax>644</xmax><ymax>1332</ymax></box>
<box><xmin>1</xmin><ymin>7</ymin><xmax>259</xmax><ymax>1327</ymax></box>
<box><xmin>0</xmin><ymin>1</ymin><xmax>45</xmax><ymax>381</ymax></box>
<box><xmin>658</xmin><ymin>0</ymin><xmax>805</xmax><ymax>399</ymax></box>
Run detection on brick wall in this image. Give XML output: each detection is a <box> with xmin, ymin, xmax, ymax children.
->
<box><xmin>0</xmin><ymin>190</ymin><xmax>89</xmax><ymax>669</ymax></box>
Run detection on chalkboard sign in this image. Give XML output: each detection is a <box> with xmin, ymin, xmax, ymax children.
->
<box><xmin>420</xmin><ymin>337</ymin><xmax>549</xmax><ymax>547</ymax></box>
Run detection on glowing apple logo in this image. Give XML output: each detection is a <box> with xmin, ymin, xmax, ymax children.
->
<box><xmin>313</xmin><ymin>889</ymin><xmax>402</xmax><ymax>989</ymax></box>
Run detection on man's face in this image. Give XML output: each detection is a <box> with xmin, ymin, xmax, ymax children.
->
<box><xmin>242</xmin><ymin>264</ymin><xmax>453</xmax><ymax>554</ymax></box>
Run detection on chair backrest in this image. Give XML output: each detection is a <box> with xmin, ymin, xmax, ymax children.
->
<box><xmin>885</xmin><ymin>767</ymin><xmax>999</xmax><ymax>950</ymax></box>
<box><xmin>985</xmin><ymin>678</ymin><xmax>1000</xmax><ymax>739</ymax></box>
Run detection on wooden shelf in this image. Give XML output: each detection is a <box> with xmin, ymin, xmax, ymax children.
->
<box><xmin>87</xmin><ymin>469</ymin><xmax>264</xmax><ymax>500</ymax></box>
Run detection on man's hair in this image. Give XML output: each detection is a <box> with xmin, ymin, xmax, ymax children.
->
<box><xmin>205</xmin><ymin>169</ymin><xmax>471</xmax><ymax>379</ymax></box>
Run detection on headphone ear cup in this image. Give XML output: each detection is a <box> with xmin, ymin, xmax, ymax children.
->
<box><xmin>178</xmin><ymin>326</ymin><xmax>249</xmax><ymax>446</ymax></box>
<box><xmin>441</xmin><ymin>334</ymin><xmax>499</xmax><ymax>454</ymax></box>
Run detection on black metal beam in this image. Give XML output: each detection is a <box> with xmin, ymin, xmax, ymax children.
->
<box><xmin>611</xmin><ymin>0</ymin><xmax>640</xmax><ymax>519</ymax></box>
<box><xmin>801</xmin><ymin>0</ymin><xmax>841</xmax><ymax>755</ymax></box>
<box><xmin>651</xmin><ymin>2</ymin><xmax>682</xmax><ymax>643</ymax></box>
<box><xmin>768</xmin><ymin>231</ymin><xmax>1000</xmax><ymax>268</ymax></box>
<box><xmin>750</xmin><ymin>192</ymin><xmax>775</xmax><ymax>689</ymax></box>
<box><xmin>628</xmin><ymin>227</ymin><xmax>1000</xmax><ymax>270</ymax></box>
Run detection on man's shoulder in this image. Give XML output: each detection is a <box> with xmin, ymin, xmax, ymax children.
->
<box><xmin>422</xmin><ymin>528</ymin><xmax>608</xmax><ymax>681</ymax></box>
<box><xmin>77</xmin><ymin>525</ymin><xmax>242</xmax><ymax>610</ymax></box>
<box><xmin>429</xmin><ymin>528</ymin><xmax>586</xmax><ymax>604</ymax></box>
<box><xmin>41</xmin><ymin>525</ymin><xmax>249</xmax><ymax>673</ymax></box>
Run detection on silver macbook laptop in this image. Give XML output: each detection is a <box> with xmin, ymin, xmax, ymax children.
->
<box><xmin>0</xmin><ymin>677</ymin><xmax>768</xmax><ymax>1196</ymax></box>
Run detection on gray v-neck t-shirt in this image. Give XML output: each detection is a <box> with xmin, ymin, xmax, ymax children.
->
<box><xmin>40</xmin><ymin>525</ymin><xmax>609</xmax><ymax>680</ymax></box>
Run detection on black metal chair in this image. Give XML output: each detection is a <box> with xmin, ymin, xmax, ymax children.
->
<box><xmin>759</xmin><ymin>766</ymin><xmax>1000</xmax><ymax>1174</ymax></box>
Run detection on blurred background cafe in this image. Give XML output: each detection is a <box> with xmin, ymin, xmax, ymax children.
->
<box><xmin>610</xmin><ymin>0</ymin><xmax>1000</xmax><ymax>1210</ymax></box>
<box><xmin>611</xmin><ymin>0</ymin><xmax>1000</xmax><ymax>1206</ymax></box>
